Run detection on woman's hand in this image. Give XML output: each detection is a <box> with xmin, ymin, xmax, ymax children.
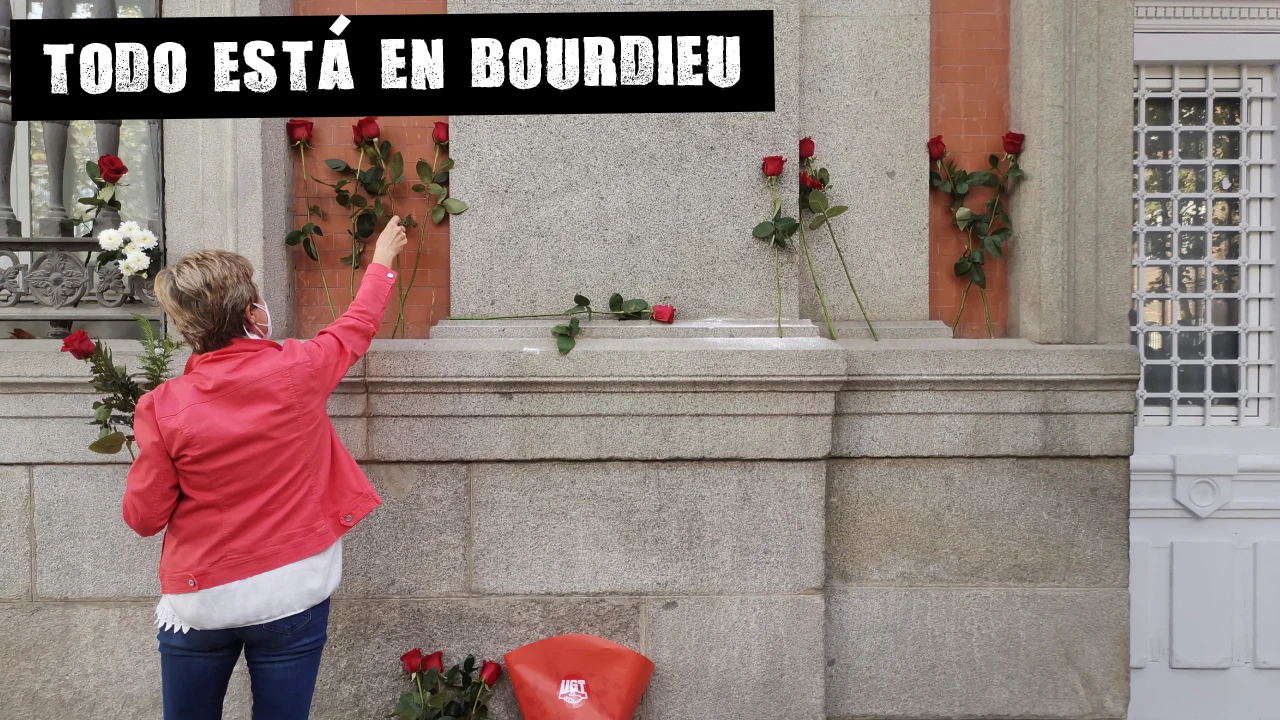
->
<box><xmin>371</xmin><ymin>216</ymin><xmax>408</xmax><ymax>268</ymax></box>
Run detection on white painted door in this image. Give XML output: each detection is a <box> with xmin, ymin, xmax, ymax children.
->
<box><xmin>1129</xmin><ymin>24</ymin><xmax>1280</xmax><ymax>720</ymax></box>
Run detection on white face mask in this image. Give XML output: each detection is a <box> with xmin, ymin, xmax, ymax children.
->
<box><xmin>244</xmin><ymin>302</ymin><xmax>272</xmax><ymax>340</ymax></box>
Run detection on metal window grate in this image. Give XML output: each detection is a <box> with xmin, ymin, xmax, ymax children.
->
<box><xmin>1132</xmin><ymin>64</ymin><xmax>1277</xmax><ymax>427</ymax></box>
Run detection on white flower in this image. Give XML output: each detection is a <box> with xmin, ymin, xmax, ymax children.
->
<box><xmin>119</xmin><ymin>248</ymin><xmax>151</xmax><ymax>277</ymax></box>
<box><xmin>118</xmin><ymin>221</ymin><xmax>142</xmax><ymax>236</ymax></box>
<box><xmin>119</xmin><ymin>256</ymin><xmax>147</xmax><ymax>277</ymax></box>
<box><xmin>97</xmin><ymin>228</ymin><xmax>124</xmax><ymax>252</ymax></box>
<box><xmin>130</xmin><ymin>230</ymin><xmax>158</xmax><ymax>251</ymax></box>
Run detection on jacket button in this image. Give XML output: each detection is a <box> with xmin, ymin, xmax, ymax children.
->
<box><xmin>188</xmin><ymin>579</ymin><xmax>196</xmax><ymax>587</ymax></box>
<box><xmin>345</xmin><ymin>514</ymin><xmax>353</xmax><ymax>522</ymax></box>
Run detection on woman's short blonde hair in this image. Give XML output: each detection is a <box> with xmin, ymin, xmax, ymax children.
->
<box><xmin>155</xmin><ymin>250</ymin><xmax>258</xmax><ymax>354</ymax></box>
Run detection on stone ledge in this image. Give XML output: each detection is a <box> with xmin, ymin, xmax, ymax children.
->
<box><xmin>430</xmin><ymin>317</ymin><xmax>824</xmax><ymax>339</ymax></box>
<box><xmin>429</xmin><ymin>318</ymin><xmax>952</xmax><ymax>340</ymax></box>
<box><xmin>0</xmin><ymin>336</ymin><xmax>1139</xmax><ymax>462</ymax></box>
<box><xmin>366</xmin><ymin>336</ymin><xmax>850</xmax><ymax>380</ymax></box>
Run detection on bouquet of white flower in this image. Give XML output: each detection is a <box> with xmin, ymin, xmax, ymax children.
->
<box><xmin>96</xmin><ymin>220</ymin><xmax>161</xmax><ymax>279</ymax></box>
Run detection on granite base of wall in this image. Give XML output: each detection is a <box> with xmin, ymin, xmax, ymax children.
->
<box><xmin>0</xmin><ymin>335</ymin><xmax>1136</xmax><ymax>719</ymax></box>
<box><xmin>824</xmin><ymin>458</ymin><xmax>1132</xmax><ymax>720</ymax></box>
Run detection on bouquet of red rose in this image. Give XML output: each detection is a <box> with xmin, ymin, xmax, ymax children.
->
<box><xmin>927</xmin><ymin>131</ymin><xmax>1026</xmax><ymax>337</ymax></box>
<box><xmin>393</xmin><ymin>649</ymin><xmax>502</xmax><ymax>720</ymax></box>
<box><xmin>61</xmin><ymin>315</ymin><xmax>182</xmax><ymax>458</ymax></box>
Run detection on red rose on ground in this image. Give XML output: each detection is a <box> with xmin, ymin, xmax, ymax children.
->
<box><xmin>401</xmin><ymin>648</ymin><xmax>423</xmax><ymax>674</ymax></box>
<box><xmin>800</xmin><ymin>171</ymin><xmax>823</xmax><ymax>190</ymax></box>
<box><xmin>799</xmin><ymin>137</ymin><xmax>815</xmax><ymax>160</ymax></box>
<box><xmin>423</xmin><ymin>651</ymin><xmax>444</xmax><ymax>673</ymax></box>
<box><xmin>652</xmin><ymin>305</ymin><xmax>676</xmax><ymax>323</ymax></box>
<box><xmin>432</xmin><ymin>121</ymin><xmax>449</xmax><ymax>144</ymax></box>
<box><xmin>927</xmin><ymin>136</ymin><xmax>946</xmax><ymax>161</ymax></box>
<box><xmin>286</xmin><ymin>119</ymin><xmax>313</xmax><ymax>144</ymax></box>
<box><xmin>478</xmin><ymin>660</ymin><xmax>502</xmax><ymax>686</ymax></box>
<box><xmin>97</xmin><ymin>154</ymin><xmax>128</xmax><ymax>184</ymax></box>
<box><xmin>60</xmin><ymin>329</ymin><xmax>96</xmax><ymax>360</ymax></box>
<box><xmin>353</xmin><ymin>116</ymin><xmax>380</xmax><ymax>144</ymax></box>
<box><xmin>761</xmin><ymin>155</ymin><xmax>786</xmax><ymax>177</ymax></box>
<box><xmin>1002</xmin><ymin>131</ymin><xmax>1025</xmax><ymax>155</ymax></box>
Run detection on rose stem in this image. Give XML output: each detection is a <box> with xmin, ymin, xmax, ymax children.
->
<box><xmin>952</xmin><ymin>279</ymin><xmax>972</xmax><ymax>331</ymax></box>
<box><xmin>770</xmin><ymin>177</ymin><xmax>782</xmax><ymax>338</ymax></box>
<box><xmin>372</xmin><ymin>145</ymin><xmax>408</xmax><ymax>338</ymax></box>
<box><xmin>979</xmin><ymin>286</ymin><xmax>994</xmax><ymax>338</ymax></box>
<box><xmin>799</xmin><ymin>222</ymin><xmax>836</xmax><ymax>340</ymax></box>
<box><xmin>824</xmin><ymin>221</ymin><xmax>877</xmax><ymax>341</ymax></box>
<box><xmin>349</xmin><ymin>146</ymin><xmax>367</xmax><ymax>298</ymax></box>
<box><xmin>395</xmin><ymin>144</ymin><xmax>440</xmax><ymax>338</ymax></box>
<box><xmin>301</xmin><ymin>150</ymin><xmax>336</xmax><ymax>320</ymax></box>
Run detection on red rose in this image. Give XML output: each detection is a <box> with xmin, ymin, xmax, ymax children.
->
<box><xmin>286</xmin><ymin>119</ymin><xmax>313</xmax><ymax>144</ymax></box>
<box><xmin>652</xmin><ymin>305</ymin><xmax>675</xmax><ymax>324</ymax></box>
<box><xmin>799</xmin><ymin>137</ymin><xmax>814</xmax><ymax>160</ymax></box>
<box><xmin>478</xmin><ymin>660</ymin><xmax>502</xmax><ymax>686</ymax></box>
<box><xmin>761</xmin><ymin>155</ymin><xmax>786</xmax><ymax>177</ymax></box>
<box><xmin>927</xmin><ymin>136</ymin><xmax>946</xmax><ymax>161</ymax></box>
<box><xmin>401</xmin><ymin>648</ymin><xmax>423</xmax><ymax>674</ymax></box>
<box><xmin>97</xmin><ymin>154</ymin><xmax>127</xmax><ymax>184</ymax></box>
<box><xmin>353</xmin><ymin>116</ymin><xmax>380</xmax><ymax>144</ymax></box>
<box><xmin>799</xmin><ymin>171</ymin><xmax>823</xmax><ymax>190</ymax></box>
<box><xmin>423</xmin><ymin>651</ymin><xmax>444</xmax><ymax>674</ymax></box>
<box><xmin>432</xmin><ymin>121</ymin><xmax>449</xmax><ymax>144</ymax></box>
<box><xmin>1002</xmin><ymin>131</ymin><xmax>1025</xmax><ymax>155</ymax></box>
<box><xmin>60</xmin><ymin>329</ymin><xmax>96</xmax><ymax>360</ymax></box>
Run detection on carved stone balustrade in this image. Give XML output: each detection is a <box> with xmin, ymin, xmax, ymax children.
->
<box><xmin>0</xmin><ymin>0</ymin><xmax>162</xmax><ymax>338</ymax></box>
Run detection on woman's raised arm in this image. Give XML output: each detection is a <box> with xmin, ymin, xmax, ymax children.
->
<box><xmin>302</xmin><ymin>216</ymin><xmax>408</xmax><ymax>394</ymax></box>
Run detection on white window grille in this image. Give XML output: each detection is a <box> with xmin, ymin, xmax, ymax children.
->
<box><xmin>1132</xmin><ymin>63</ymin><xmax>1277</xmax><ymax>426</ymax></box>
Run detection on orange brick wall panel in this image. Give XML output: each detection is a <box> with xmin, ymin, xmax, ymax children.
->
<box><xmin>929</xmin><ymin>0</ymin><xmax>1010</xmax><ymax>338</ymax></box>
<box><xmin>291</xmin><ymin>0</ymin><xmax>448</xmax><ymax>339</ymax></box>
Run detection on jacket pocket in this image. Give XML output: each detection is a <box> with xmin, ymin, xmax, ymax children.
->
<box><xmin>262</xmin><ymin>607</ymin><xmax>312</xmax><ymax>635</ymax></box>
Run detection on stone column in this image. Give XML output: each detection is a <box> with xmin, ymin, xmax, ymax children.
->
<box><xmin>798</xmin><ymin>0</ymin><xmax>931</xmax><ymax>324</ymax></box>
<box><xmin>448</xmin><ymin>0</ymin><xmax>800</xmax><ymax>321</ymax></box>
<box><xmin>1007</xmin><ymin>0</ymin><xmax>1134</xmax><ymax>345</ymax></box>
<box><xmin>159</xmin><ymin>0</ymin><xmax>295</xmax><ymax>337</ymax></box>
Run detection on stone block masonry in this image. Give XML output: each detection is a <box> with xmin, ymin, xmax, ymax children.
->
<box><xmin>0</xmin><ymin>333</ymin><xmax>1137</xmax><ymax>719</ymax></box>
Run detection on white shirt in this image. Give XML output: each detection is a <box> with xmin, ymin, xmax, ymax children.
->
<box><xmin>155</xmin><ymin>539</ymin><xmax>342</xmax><ymax>633</ymax></box>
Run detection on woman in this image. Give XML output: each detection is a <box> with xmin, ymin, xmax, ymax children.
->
<box><xmin>123</xmin><ymin>217</ymin><xmax>409</xmax><ymax>720</ymax></box>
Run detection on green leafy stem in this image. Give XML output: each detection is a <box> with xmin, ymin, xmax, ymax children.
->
<box><xmin>85</xmin><ymin>314</ymin><xmax>184</xmax><ymax>459</ymax></box>
<box><xmin>448</xmin><ymin>293</ymin><xmax>657</xmax><ymax>354</ymax></box>
<box><xmin>391</xmin><ymin>655</ymin><xmax>496</xmax><ymax>720</ymax></box>
<box><xmin>288</xmin><ymin>132</ymin><xmax>468</xmax><ymax>337</ymax></box>
<box><xmin>929</xmin><ymin>152</ymin><xmax>1025</xmax><ymax>337</ymax></box>
<box><xmin>800</xmin><ymin>158</ymin><xmax>876</xmax><ymax>341</ymax></box>
<box><xmin>752</xmin><ymin>176</ymin><xmax>800</xmax><ymax>337</ymax></box>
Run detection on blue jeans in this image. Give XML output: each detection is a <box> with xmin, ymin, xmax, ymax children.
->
<box><xmin>157</xmin><ymin>598</ymin><xmax>330</xmax><ymax>720</ymax></box>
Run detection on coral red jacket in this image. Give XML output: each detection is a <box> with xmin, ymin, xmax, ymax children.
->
<box><xmin>123</xmin><ymin>264</ymin><xmax>397</xmax><ymax>595</ymax></box>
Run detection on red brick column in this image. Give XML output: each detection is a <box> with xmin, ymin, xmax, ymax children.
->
<box><xmin>929</xmin><ymin>0</ymin><xmax>1010</xmax><ymax>337</ymax></box>
<box><xmin>290</xmin><ymin>0</ymin><xmax>449</xmax><ymax>339</ymax></box>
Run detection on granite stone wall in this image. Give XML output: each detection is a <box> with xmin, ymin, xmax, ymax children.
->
<box><xmin>0</xmin><ymin>1</ymin><xmax>1139</xmax><ymax>718</ymax></box>
<box><xmin>0</xmin><ymin>335</ymin><xmax>1136</xmax><ymax>719</ymax></box>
